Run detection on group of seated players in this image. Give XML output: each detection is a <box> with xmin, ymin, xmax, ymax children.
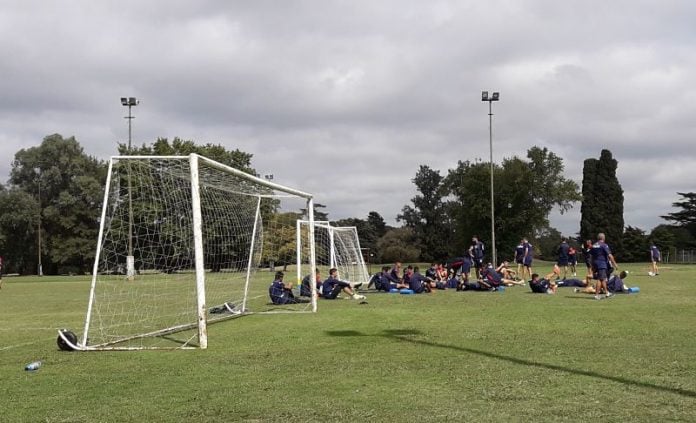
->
<box><xmin>269</xmin><ymin>258</ymin><xmax>632</xmax><ymax>304</ymax></box>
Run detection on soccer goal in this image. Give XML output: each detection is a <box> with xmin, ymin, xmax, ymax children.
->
<box><xmin>65</xmin><ymin>154</ymin><xmax>317</xmax><ymax>350</ymax></box>
<box><xmin>296</xmin><ymin>220</ymin><xmax>370</xmax><ymax>289</ymax></box>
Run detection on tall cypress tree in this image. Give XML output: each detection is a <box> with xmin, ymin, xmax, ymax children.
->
<box><xmin>580</xmin><ymin>149</ymin><xmax>624</xmax><ymax>256</ymax></box>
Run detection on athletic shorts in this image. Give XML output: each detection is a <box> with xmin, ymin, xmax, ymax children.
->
<box><xmin>557</xmin><ymin>259</ymin><xmax>569</xmax><ymax>266</ymax></box>
<box><xmin>594</xmin><ymin>268</ymin><xmax>608</xmax><ymax>281</ymax></box>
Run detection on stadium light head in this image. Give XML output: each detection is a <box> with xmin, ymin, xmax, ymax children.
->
<box><xmin>491</xmin><ymin>92</ymin><xmax>499</xmax><ymax>101</ymax></box>
<box><xmin>481</xmin><ymin>91</ymin><xmax>488</xmax><ymax>101</ymax></box>
<box><xmin>121</xmin><ymin>97</ymin><xmax>139</xmax><ymax>106</ymax></box>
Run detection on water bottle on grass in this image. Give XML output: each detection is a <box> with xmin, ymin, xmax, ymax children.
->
<box><xmin>25</xmin><ymin>361</ymin><xmax>42</xmax><ymax>371</ymax></box>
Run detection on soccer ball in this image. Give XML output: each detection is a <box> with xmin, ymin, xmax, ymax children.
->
<box><xmin>647</xmin><ymin>271</ymin><xmax>654</xmax><ymax>277</ymax></box>
<box><xmin>56</xmin><ymin>329</ymin><xmax>78</xmax><ymax>351</ymax></box>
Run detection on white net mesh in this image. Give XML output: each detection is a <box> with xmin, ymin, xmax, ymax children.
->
<box><xmin>82</xmin><ymin>155</ymin><xmax>315</xmax><ymax>349</ymax></box>
<box><xmin>296</xmin><ymin>221</ymin><xmax>369</xmax><ymax>292</ymax></box>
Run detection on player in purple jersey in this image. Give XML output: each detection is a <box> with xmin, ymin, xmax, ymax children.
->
<box><xmin>649</xmin><ymin>243</ymin><xmax>661</xmax><ymax>276</ymax></box>
<box><xmin>528</xmin><ymin>272</ymin><xmax>557</xmax><ymax>294</ymax></box>
<box><xmin>514</xmin><ymin>240</ymin><xmax>525</xmax><ymax>280</ymax></box>
<box><xmin>568</xmin><ymin>246</ymin><xmax>578</xmax><ymax>277</ymax></box>
<box><xmin>322</xmin><ymin>268</ymin><xmax>365</xmax><ymax>300</ymax></box>
<box><xmin>557</xmin><ymin>238</ymin><xmax>570</xmax><ymax>279</ymax></box>
<box><xmin>590</xmin><ymin>233</ymin><xmax>619</xmax><ymax>300</ymax></box>
<box><xmin>582</xmin><ymin>239</ymin><xmax>593</xmax><ymax>277</ymax></box>
<box><xmin>269</xmin><ymin>272</ymin><xmax>308</xmax><ymax>305</ymax></box>
<box><xmin>469</xmin><ymin>236</ymin><xmax>485</xmax><ymax>278</ymax></box>
<box><xmin>522</xmin><ymin>238</ymin><xmax>534</xmax><ymax>281</ymax></box>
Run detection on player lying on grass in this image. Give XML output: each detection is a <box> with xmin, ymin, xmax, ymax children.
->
<box><xmin>574</xmin><ymin>271</ymin><xmax>630</xmax><ymax>295</ymax></box>
<box><xmin>321</xmin><ymin>268</ymin><xmax>366</xmax><ymax>300</ymax></box>
<box><xmin>528</xmin><ymin>272</ymin><xmax>558</xmax><ymax>294</ymax></box>
<box><xmin>269</xmin><ymin>271</ymin><xmax>310</xmax><ymax>305</ymax></box>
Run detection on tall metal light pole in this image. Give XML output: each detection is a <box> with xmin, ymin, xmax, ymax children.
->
<box><xmin>482</xmin><ymin>91</ymin><xmax>499</xmax><ymax>267</ymax></box>
<box><xmin>35</xmin><ymin>167</ymin><xmax>43</xmax><ymax>276</ymax></box>
<box><xmin>121</xmin><ymin>97</ymin><xmax>138</xmax><ymax>279</ymax></box>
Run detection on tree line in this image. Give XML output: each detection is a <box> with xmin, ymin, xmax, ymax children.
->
<box><xmin>1</xmin><ymin>135</ymin><xmax>694</xmax><ymax>275</ymax></box>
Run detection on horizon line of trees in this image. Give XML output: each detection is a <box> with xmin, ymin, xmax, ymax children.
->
<box><xmin>1</xmin><ymin>134</ymin><xmax>694</xmax><ymax>275</ymax></box>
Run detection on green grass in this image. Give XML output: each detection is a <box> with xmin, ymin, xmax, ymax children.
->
<box><xmin>1</xmin><ymin>262</ymin><xmax>695</xmax><ymax>422</ymax></box>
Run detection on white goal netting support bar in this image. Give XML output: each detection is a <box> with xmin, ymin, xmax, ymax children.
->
<box><xmin>295</xmin><ymin>220</ymin><xmax>369</xmax><ymax>289</ymax></box>
<box><xmin>75</xmin><ymin>154</ymin><xmax>316</xmax><ymax>350</ymax></box>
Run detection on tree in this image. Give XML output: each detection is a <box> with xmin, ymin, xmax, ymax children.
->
<box><xmin>441</xmin><ymin>147</ymin><xmax>580</xmax><ymax>262</ymax></box>
<box><xmin>580</xmin><ymin>149</ymin><xmax>624</xmax><ymax>255</ymax></box>
<box><xmin>376</xmin><ymin>227</ymin><xmax>420</xmax><ymax>263</ymax></box>
<box><xmin>8</xmin><ymin>134</ymin><xmax>106</xmax><ymax>274</ymax></box>
<box><xmin>125</xmin><ymin>137</ymin><xmax>256</xmax><ymax>175</ymax></box>
<box><xmin>397</xmin><ymin>165</ymin><xmax>449</xmax><ymax>261</ymax></box>
<box><xmin>622</xmin><ymin>226</ymin><xmax>648</xmax><ymax>262</ymax></box>
<box><xmin>661</xmin><ymin>192</ymin><xmax>696</xmax><ymax>239</ymax></box>
<box><xmin>0</xmin><ymin>189</ymin><xmax>40</xmax><ymax>274</ymax></box>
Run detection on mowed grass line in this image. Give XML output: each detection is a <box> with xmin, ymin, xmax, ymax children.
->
<box><xmin>0</xmin><ymin>263</ymin><xmax>694</xmax><ymax>422</ymax></box>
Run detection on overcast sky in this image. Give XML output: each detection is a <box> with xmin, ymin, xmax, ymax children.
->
<box><xmin>1</xmin><ymin>0</ymin><xmax>694</xmax><ymax>237</ymax></box>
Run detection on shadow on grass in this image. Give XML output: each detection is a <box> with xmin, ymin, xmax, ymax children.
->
<box><xmin>326</xmin><ymin>329</ymin><xmax>696</xmax><ymax>399</ymax></box>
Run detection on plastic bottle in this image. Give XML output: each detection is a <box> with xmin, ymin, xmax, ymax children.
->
<box><xmin>25</xmin><ymin>361</ymin><xmax>42</xmax><ymax>371</ymax></box>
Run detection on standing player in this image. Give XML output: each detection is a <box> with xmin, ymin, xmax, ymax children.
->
<box><xmin>469</xmin><ymin>236</ymin><xmax>485</xmax><ymax>278</ymax></box>
<box><xmin>568</xmin><ymin>246</ymin><xmax>578</xmax><ymax>277</ymax></box>
<box><xmin>514</xmin><ymin>239</ymin><xmax>526</xmax><ymax>280</ymax></box>
<box><xmin>649</xmin><ymin>242</ymin><xmax>661</xmax><ymax>276</ymax></box>
<box><xmin>590</xmin><ymin>233</ymin><xmax>619</xmax><ymax>300</ymax></box>
<box><xmin>522</xmin><ymin>238</ymin><xmax>534</xmax><ymax>282</ymax></box>
<box><xmin>582</xmin><ymin>239</ymin><xmax>593</xmax><ymax>277</ymax></box>
<box><xmin>557</xmin><ymin>237</ymin><xmax>570</xmax><ymax>279</ymax></box>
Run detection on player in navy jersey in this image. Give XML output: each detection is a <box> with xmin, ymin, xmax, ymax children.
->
<box><xmin>269</xmin><ymin>271</ymin><xmax>307</xmax><ymax>305</ymax></box>
<box><xmin>528</xmin><ymin>272</ymin><xmax>557</xmax><ymax>294</ymax></box>
<box><xmin>469</xmin><ymin>236</ymin><xmax>485</xmax><ymax>278</ymax></box>
<box><xmin>557</xmin><ymin>238</ymin><xmax>570</xmax><ymax>279</ymax></box>
<box><xmin>574</xmin><ymin>271</ymin><xmax>629</xmax><ymax>295</ymax></box>
<box><xmin>582</xmin><ymin>239</ymin><xmax>593</xmax><ymax>277</ymax></box>
<box><xmin>301</xmin><ymin>268</ymin><xmax>322</xmax><ymax>298</ymax></box>
<box><xmin>649</xmin><ymin>243</ymin><xmax>661</xmax><ymax>276</ymax></box>
<box><xmin>322</xmin><ymin>268</ymin><xmax>365</xmax><ymax>300</ymax></box>
<box><xmin>590</xmin><ymin>233</ymin><xmax>619</xmax><ymax>300</ymax></box>
<box><xmin>408</xmin><ymin>266</ymin><xmax>438</xmax><ymax>293</ymax></box>
<box><xmin>568</xmin><ymin>246</ymin><xmax>578</xmax><ymax>277</ymax></box>
<box><xmin>514</xmin><ymin>240</ymin><xmax>526</xmax><ymax>280</ymax></box>
<box><xmin>522</xmin><ymin>238</ymin><xmax>534</xmax><ymax>281</ymax></box>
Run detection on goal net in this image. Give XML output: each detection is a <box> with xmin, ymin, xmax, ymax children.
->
<box><xmin>296</xmin><ymin>220</ymin><xmax>369</xmax><ymax>291</ymax></box>
<box><xmin>73</xmin><ymin>154</ymin><xmax>316</xmax><ymax>350</ymax></box>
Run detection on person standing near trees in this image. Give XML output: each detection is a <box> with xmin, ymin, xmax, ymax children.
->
<box><xmin>557</xmin><ymin>237</ymin><xmax>570</xmax><ymax>279</ymax></box>
<box><xmin>590</xmin><ymin>233</ymin><xmax>619</xmax><ymax>300</ymax></box>
<box><xmin>469</xmin><ymin>235</ymin><xmax>485</xmax><ymax>278</ymax></box>
<box><xmin>649</xmin><ymin>242</ymin><xmax>661</xmax><ymax>276</ymax></box>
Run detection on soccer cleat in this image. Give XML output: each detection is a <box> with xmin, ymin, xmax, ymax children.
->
<box><xmin>574</xmin><ymin>288</ymin><xmax>580</xmax><ymax>293</ymax></box>
<box><xmin>605</xmin><ymin>292</ymin><xmax>614</xmax><ymax>299</ymax></box>
<box><xmin>594</xmin><ymin>294</ymin><xmax>602</xmax><ymax>300</ymax></box>
<box><xmin>352</xmin><ymin>294</ymin><xmax>366</xmax><ymax>300</ymax></box>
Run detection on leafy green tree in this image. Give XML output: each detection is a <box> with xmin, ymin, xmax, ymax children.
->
<box><xmin>376</xmin><ymin>227</ymin><xmax>420</xmax><ymax>263</ymax></box>
<box><xmin>398</xmin><ymin>165</ymin><xmax>449</xmax><ymax>261</ymax></box>
<box><xmin>8</xmin><ymin>134</ymin><xmax>106</xmax><ymax>274</ymax></box>
<box><xmin>661</xmin><ymin>192</ymin><xmax>696</xmax><ymax>239</ymax></box>
<box><xmin>125</xmin><ymin>137</ymin><xmax>255</xmax><ymax>175</ymax></box>
<box><xmin>622</xmin><ymin>226</ymin><xmax>648</xmax><ymax>262</ymax></box>
<box><xmin>0</xmin><ymin>189</ymin><xmax>40</xmax><ymax>274</ymax></box>
<box><xmin>580</xmin><ymin>149</ymin><xmax>624</xmax><ymax>255</ymax></box>
<box><xmin>534</xmin><ymin>226</ymin><xmax>562</xmax><ymax>261</ymax></box>
<box><xmin>441</xmin><ymin>147</ymin><xmax>580</xmax><ymax>262</ymax></box>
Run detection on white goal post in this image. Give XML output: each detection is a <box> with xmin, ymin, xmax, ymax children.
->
<box><xmin>68</xmin><ymin>154</ymin><xmax>316</xmax><ymax>350</ymax></box>
<box><xmin>295</xmin><ymin>220</ymin><xmax>370</xmax><ymax>289</ymax></box>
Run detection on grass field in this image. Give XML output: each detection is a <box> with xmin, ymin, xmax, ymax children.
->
<box><xmin>1</xmin><ymin>261</ymin><xmax>695</xmax><ymax>422</ymax></box>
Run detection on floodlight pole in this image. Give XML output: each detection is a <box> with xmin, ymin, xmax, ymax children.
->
<box><xmin>121</xmin><ymin>97</ymin><xmax>138</xmax><ymax>278</ymax></box>
<box><xmin>35</xmin><ymin>168</ymin><xmax>43</xmax><ymax>276</ymax></box>
<box><xmin>482</xmin><ymin>91</ymin><xmax>499</xmax><ymax>267</ymax></box>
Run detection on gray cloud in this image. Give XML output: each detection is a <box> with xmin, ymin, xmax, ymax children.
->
<box><xmin>1</xmin><ymin>0</ymin><xmax>695</xmax><ymax>238</ymax></box>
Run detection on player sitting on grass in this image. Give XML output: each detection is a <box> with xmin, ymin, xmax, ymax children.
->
<box><xmin>368</xmin><ymin>266</ymin><xmax>393</xmax><ymax>292</ymax></box>
<box><xmin>301</xmin><ymin>268</ymin><xmax>322</xmax><ymax>298</ymax></box>
<box><xmin>408</xmin><ymin>266</ymin><xmax>437</xmax><ymax>293</ymax></box>
<box><xmin>480</xmin><ymin>264</ymin><xmax>524</xmax><ymax>289</ymax></box>
<box><xmin>269</xmin><ymin>271</ymin><xmax>309</xmax><ymax>305</ymax></box>
<box><xmin>528</xmin><ymin>272</ymin><xmax>558</xmax><ymax>294</ymax></box>
<box><xmin>321</xmin><ymin>268</ymin><xmax>365</xmax><ymax>300</ymax></box>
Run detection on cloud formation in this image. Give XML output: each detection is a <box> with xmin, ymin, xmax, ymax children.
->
<box><xmin>2</xmin><ymin>1</ymin><xmax>695</xmax><ymax>236</ymax></box>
